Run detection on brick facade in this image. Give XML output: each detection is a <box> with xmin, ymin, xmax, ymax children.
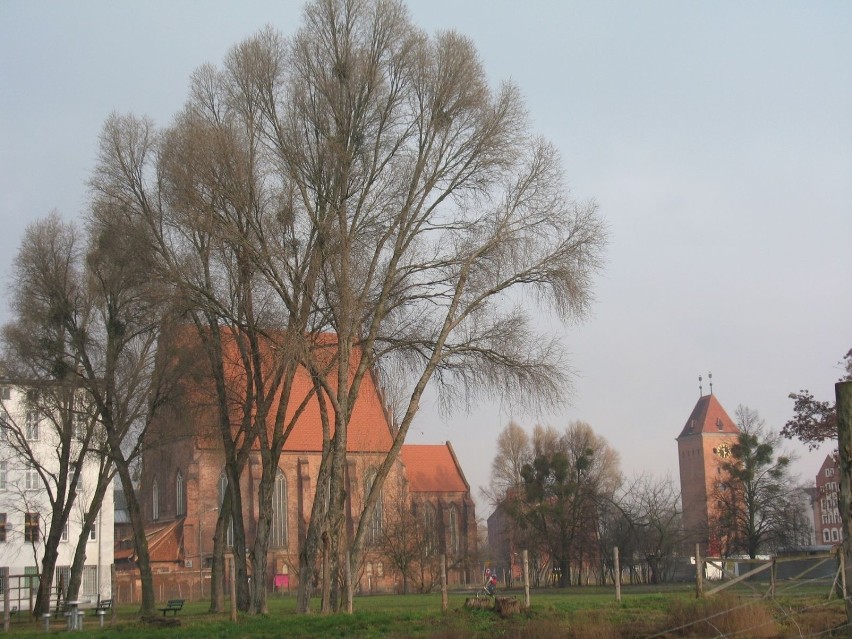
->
<box><xmin>676</xmin><ymin>393</ymin><xmax>740</xmax><ymax>555</ymax></box>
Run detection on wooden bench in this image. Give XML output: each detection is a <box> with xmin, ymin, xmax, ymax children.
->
<box><xmin>158</xmin><ymin>599</ymin><xmax>184</xmax><ymax>616</ymax></box>
<box><xmin>95</xmin><ymin>598</ymin><xmax>113</xmax><ymax>626</ymax></box>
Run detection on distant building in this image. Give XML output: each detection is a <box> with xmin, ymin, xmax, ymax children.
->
<box><xmin>0</xmin><ymin>383</ymin><xmax>113</xmax><ymax>607</ymax></box>
<box><xmin>676</xmin><ymin>391</ymin><xmax>739</xmax><ymax>555</ymax></box>
<box><xmin>813</xmin><ymin>454</ymin><xmax>841</xmax><ymax>545</ymax></box>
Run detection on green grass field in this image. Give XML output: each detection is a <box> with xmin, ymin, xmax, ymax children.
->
<box><xmin>1</xmin><ymin>584</ymin><xmax>846</xmax><ymax>638</ymax></box>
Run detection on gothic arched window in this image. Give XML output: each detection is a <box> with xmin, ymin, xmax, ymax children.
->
<box><xmin>176</xmin><ymin>471</ymin><xmax>185</xmax><ymax>516</ymax></box>
<box><xmin>271</xmin><ymin>469</ymin><xmax>288</xmax><ymax>547</ymax></box>
<box><xmin>449</xmin><ymin>505</ymin><xmax>459</xmax><ymax>555</ymax></box>
<box><xmin>364</xmin><ymin>469</ymin><xmax>383</xmax><ymax>545</ymax></box>
<box><xmin>218</xmin><ymin>472</ymin><xmax>234</xmax><ymax>547</ymax></box>
<box><xmin>152</xmin><ymin>477</ymin><xmax>159</xmax><ymax>521</ymax></box>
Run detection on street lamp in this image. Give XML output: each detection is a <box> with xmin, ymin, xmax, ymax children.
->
<box><xmin>198</xmin><ymin>506</ymin><xmax>218</xmax><ymax>599</ymax></box>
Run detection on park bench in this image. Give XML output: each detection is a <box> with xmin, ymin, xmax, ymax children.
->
<box><xmin>158</xmin><ymin>599</ymin><xmax>184</xmax><ymax>616</ymax></box>
<box><xmin>95</xmin><ymin>598</ymin><xmax>112</xmax><ymax>626</ymax></box>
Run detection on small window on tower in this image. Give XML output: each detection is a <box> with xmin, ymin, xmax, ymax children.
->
<box><xmin>716</xmin><ymin>418</ymin><xmax>724</xmax><ymax>431</ymax></box>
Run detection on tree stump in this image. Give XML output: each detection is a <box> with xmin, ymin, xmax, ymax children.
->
<box><xmin>464</xmin><ymin>597</ymin><xmax>493</xmax><ymax>610</ymax></box>
<box><xmin>142</xmin><ymin>616</ymin><xmax>181</xmax><ymax>628</ymax></box>
<box><xmin>494</xmin><ymin>596</ymin><xmax>521</xmax><ymax>617</ymax></box>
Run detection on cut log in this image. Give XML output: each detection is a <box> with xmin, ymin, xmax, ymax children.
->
<box><xmin>464</xmin><ymin>597</ymin><xmax>493</xmax><ymax>610</ymax></box>
<box><xmin>494</xmin><ymin>596</ymin><xmax>521</xmax><ymax>617</ymax></box>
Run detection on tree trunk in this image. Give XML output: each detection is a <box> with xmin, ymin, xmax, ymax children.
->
<box><xmin>209</xmin><ymin>514</ymin><xmax>227</xmax><ymax>613</ymax></box>
<box><xmin>34</xmin><ymin>529</ymin><xmax>61</xmax><ymax>615</ymax></box>
<box><xmin>112</xmin><ymin>451</ymin><xmax>155</xmax><ymax>615</ymax></box>
<box><xmin>65</xmin><ymin>473</ymin><xmax>111</xmax><ymax>604</ymax></box>
<box><xmin>249</xmin><ymin>459</ymin><xmax>275</xmax><ymax>615</ymax></box>
<box><xmin>835</xmin><ymin>382</ymin><xmax>852</xmax><ymax>633</ymax></box>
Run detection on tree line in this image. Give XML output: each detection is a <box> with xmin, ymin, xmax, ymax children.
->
<box><xmin>485</xmin><ymin>407</ymin><xmax>814</xmax><ymax>588</ymax></box>
<box><xmin>0</xmin><ymin>0</ymin><xmax>607</xmax><ymax>617</ymax></box>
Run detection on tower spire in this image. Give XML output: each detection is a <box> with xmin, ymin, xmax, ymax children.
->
<box><xmin>698</xmin><ymin>374</ymin><xmax>703</xmax><ymax>397</ymax></box>
<box><xmin>709</xmin><ymin>371</ymin><xmax>713</xmax><ymax>395</ymax></box>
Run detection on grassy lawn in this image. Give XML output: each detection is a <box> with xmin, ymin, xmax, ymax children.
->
<box><xmin>0</xmin><ymin>584</ymin><xmax>845</xmax><ymax>638</ymax></box>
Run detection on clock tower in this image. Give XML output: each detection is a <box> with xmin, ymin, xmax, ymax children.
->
<box><xmin>676</xmin><ymin>389</ymin><xmax>740</xmax><ymax>555</ymax></box>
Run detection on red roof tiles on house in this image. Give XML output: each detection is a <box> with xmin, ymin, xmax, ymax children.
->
<box><xmin>676</xmin><ymin>394</ymin><xmax>739</xmax><ymax>440</ymax></box>
<box><xmin>401</xmin><ymin>443</ymin><xmax>469</xmax><ymax>493</ymax></box>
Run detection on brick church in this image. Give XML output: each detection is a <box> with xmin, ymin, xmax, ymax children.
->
<box><xmin>676</xmin><ymin>389</ymin><xmax>740</xmax><ymax>556</ymax></box>
<box><xmin>118</xmin><ymin>333</ymin><xmax>477</xmax><ymax>599</ymax></box>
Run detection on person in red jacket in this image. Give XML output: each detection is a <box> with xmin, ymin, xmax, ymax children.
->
<box><xmin>483</xmin><ymin>568</ymin><xmax>497</xmax><ymax>596</ymax></box>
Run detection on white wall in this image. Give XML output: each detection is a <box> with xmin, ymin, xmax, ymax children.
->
<box><xmin>0</xmin><ymin>385</ymin><xmax>113</xmax><ymax>606</ymax></box>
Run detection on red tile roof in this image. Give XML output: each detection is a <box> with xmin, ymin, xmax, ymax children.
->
<box><xmin>172</xmin><ymin>328</ymin><xmax>394</xmax><ymax>453</ymax></box>
<box><xmin>676</xmin><ymin>394</ymin><xmax>739</xmax><ymax>439</ymax></box>
<box><xmin>280</xmin><ymin>364</ymin><xmax>393</xmax><ymax>453</ymax></box>
<box><xmin>115</xmin><ymin>519</ymin><xmax>184</xmax><ymax>564</ymax></box>
<box><xmin>401</xmin><ymin>443</ymin><xmax>469</xmax><ymax>493</ymax></box>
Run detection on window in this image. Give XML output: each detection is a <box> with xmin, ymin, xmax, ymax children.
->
<box><xmin>449</xmin><ymin>505</ymin><xmax>460</xmax><ymax>554</ymax></box>
<box><xmin>0</xmin><ymin>387</ymin><xmax>9</xmax><ymax>400</ymax></box>
<box><xmin>25</xmin><ymin>410</ymin><xmax>39</xmax><ymax>441</ymax></box>
<box><xmin>0</xmin><ymin>462</ymin><xmax>6</xmax><ymax>490</ymax></box>
<box><xmin>826</xmin><ymin>467</ymin><xmax>835</xmax><ymax>477</ymax></box>
<box><xmin>25</xmin><ymin>465</ymin><xmax>39</xmax><ymax>490</ymax></box>
<box><xmin>70</xmin><ymin>461</ymin><xmax>82</xmax><ymax>493</ymax></box>
<box><xmin>152</xmin><ymin>477</ymin><xmax>159</xmax><ymax>521</ymax></box>
<box><xmin>218</xmin><ymin>472</ymin><xmax>233</xmax><ymax>547</ymax></box>
<box><xmin>24</xmin><ymin>566</ymin><xmax>38</xmax><ymax>592</ymax></box>
<box><xmin>82</xmin><ymin>566</ymin><xmax>97</xmax><ymax>597</ymax></box>
<box><xmin>0</xmin><ymin>568</ymin><xmax>6</xmax><ymax>595</ymax></box>
<box><xmin>832</xmin><ymin>528</ymin><xmax>840</xmax><ymax>542</ymax></box>
<box><xmin>0</xmin><ymin>409</ymin><xmax>8</xmax><ymax>439</ymax></box>
<box><xmin>376</xmin><ymin>562</ymin><xmax>383</xmax><ymax>577</ymax></box>
<box><xmin>423</xmin><ymin>503</ymin><xmax>437</xmax><ymax>556</ymax></box>
<box><xmin>0</xmin><ymin>514</ymin><xmax>6</xmax><ymax>542</ymax></box>
<box><xmin>55</xmin><ymin>566</ymin><xmax>70</xmax><ymax>597</ymax></box>
<box><xmin>176</xmin><ymin>471</ymin><xmax>185</xmax><ymax>516</ymax></box>
<box><xmin>89</xmin><ymin>519</ymin><xmax>97</xmax><ymax>541</ymax></box>
<box><xmin>73</xmin><ymin>396</ymin><xmax>89</xmax><ymax>440</ymax></box>
<box><xmin>715</xmin><ymin>418</ymin><xmax>724</xmax><ymax>431</ymax></box>
<box><xmin>364</xmin><ymin>470</ymin><xmax>382</xmax><ymax>545</ymax></box>
<box><xmin>271</xmin><ymin>469</ymin><xmax>287</xmax><ymax>547</ymax></box>
<box><xmin>25</xmin><ymin>513</ymin><xmax>40</xmax><ymax>543</ymax></box>
<box><xmin>824</xmin><ymin>529</ymin><xmax>832</xmax><ymax>543</ymax></box>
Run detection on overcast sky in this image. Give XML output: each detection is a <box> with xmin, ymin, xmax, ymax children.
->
<box><xmin>1</xmin><ymin>1</ymin><xmax>850</xmax><ymax>515</ymax></box>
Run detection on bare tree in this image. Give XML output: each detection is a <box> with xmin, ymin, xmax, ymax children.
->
<box><xmin>374</xmin><ymin>482</ymin><xmax>422</xmax><ymax>593</ymax></box>
<box><xmin>483</xmin><ymin>421</ymin><xmax>532</xmax><ymax>506</ymax></box>
<box><xmin>231</xmin><ymin>0</ymin><xmax>608</xmax><ymax>609</ymax></box>
<box><xmin>1</xmin><ymin>215</ymin><xmax>111</xmax><ymax>614</ymax></box>
<box><xmin>83</xmin><ymin>0</ymin><xmax>605</xmax><ymax>614</ymax></box>
<box><xmin>613</xmin><ymin>474</ymin><xmax>684</xmax><ymax>584</ymax></box>
<box><xmin>506</xmin><ymin>422</ymin><xmax>620</xmax><ymax>587</ymax></box>
<box><xmin>3</xmin><ymin>206</ymin><xmax>177</xmax><ymax>616</ymax></box>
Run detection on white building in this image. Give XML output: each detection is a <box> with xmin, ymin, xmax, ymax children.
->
<box><xmin>0</xmin><ymin>383</ymin><xmax>113</xmax><ymax>610</ymax></box>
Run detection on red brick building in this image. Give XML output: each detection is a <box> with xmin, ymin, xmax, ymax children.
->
<box><xmin>128</xmin><ymin>335</ymin><xmax>477</xmax><ymax>599</ymax></box>
<box><xmin>676</xmin><ymin>392</ymin><xmax>740</xmax><ymax>555</ymax></box>
<box><xmin>813</xmin><ymin>454</ymin><xmax>841</xmax><ymax>545</ymax></box>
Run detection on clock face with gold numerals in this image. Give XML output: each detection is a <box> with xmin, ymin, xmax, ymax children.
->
<box><xmin>717</xmin><ymin>443</ymin><xmax>731</xmax><ymax>459</ymax></box>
